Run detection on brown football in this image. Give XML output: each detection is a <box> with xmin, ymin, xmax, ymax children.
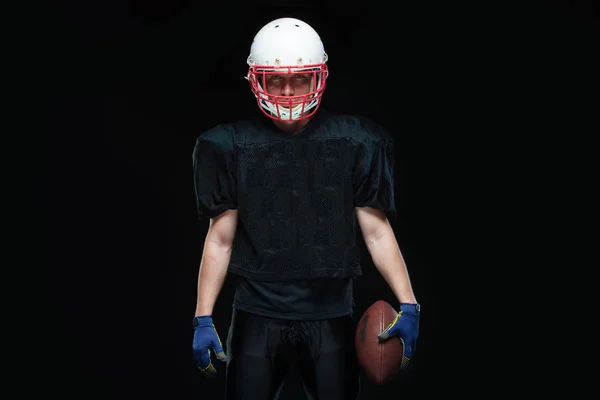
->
<box><xmin>355</xmin><ymin>300</ymin><xmax>403</xmax><ymax>385</ymax></box>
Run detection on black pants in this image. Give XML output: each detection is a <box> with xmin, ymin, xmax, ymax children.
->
<box><xmin>225</xmin><ymin>309</ymin><xmax>360</xmax><ymax>400</ymax></box>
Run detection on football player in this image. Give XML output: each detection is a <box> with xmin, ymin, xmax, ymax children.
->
<box><xmin>192</xmin><ymin>17</ymin><xmax>420</xmax><ymax>400</ymax></box>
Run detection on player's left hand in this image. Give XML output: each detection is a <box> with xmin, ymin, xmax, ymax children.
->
<box><xmin>377</xmin><ymin>303</ymin><xmax>420</xmax><ymax>370</ymax></box>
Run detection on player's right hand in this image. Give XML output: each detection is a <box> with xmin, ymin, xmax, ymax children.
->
<box><xmin>192</xmin><ymin>316</ymin><xmax>228</xmax><ymax>378</ymax></box>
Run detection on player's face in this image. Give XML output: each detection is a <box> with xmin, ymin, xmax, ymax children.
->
<box><xmin>264</xmin><ymin>73</ymin><xmax>313</xmax><ymax>108</ymax></box>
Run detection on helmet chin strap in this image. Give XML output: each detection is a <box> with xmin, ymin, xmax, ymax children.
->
<box><xmin>263</xmin><ymin>98</ymin><xmax>319</xmax><ymax>121</ymax></box>
<box><xmin>270</xmin><ymin>102</ymin><xmax>307</xmax><ymax>120</ymax></box>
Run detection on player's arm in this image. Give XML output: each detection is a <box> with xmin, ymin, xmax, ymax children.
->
<box><xmin>195</xmin><ymin>209</ymin><xmax>238</xmax><ymax>316</ymax></box>
<box><xmin>356</xmin><ymin>206</ymin><xmax>420</xmax><ymax>370</ymax></box>
<box><xmin>355</xmin><ymin>206</ymin><xmax>417</xmax><ymax>304</ymax></box>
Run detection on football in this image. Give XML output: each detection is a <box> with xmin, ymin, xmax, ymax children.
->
<box><xmin>355</xmin><ymin>300</ymin><xmax>403</xmax><ymax>385</ymax></box>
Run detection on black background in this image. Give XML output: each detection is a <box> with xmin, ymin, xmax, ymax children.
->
<box><xmin>50</xmin><ymin>1</ymin><xmax>597</xmax><ymax>398</ymax></box>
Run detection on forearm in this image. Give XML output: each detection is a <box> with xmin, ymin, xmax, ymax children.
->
<box><xmin>194</xmin><ymin>241</ymin><xmax>232</xmax><ymax>316</ymax></box>
<box><xmin>365</xmin><ymin>229</ymin><xmax>417</xmax><ymax>304</ymax></box>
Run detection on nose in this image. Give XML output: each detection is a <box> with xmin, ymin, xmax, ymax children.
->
<box><xmin>281</xmin><ymin>81</ymin><xmax>294</xmax><ymax>96</ymax></box>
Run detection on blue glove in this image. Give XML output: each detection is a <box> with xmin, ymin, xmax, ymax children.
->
<box><xmin>377</xmin><ymin>303</ymin><xmax>420</xmax><ymax>370</ymax></box>
<box><xmin>192</xmin><ymin>316</ymin><xmax>228</xmax><ymax>378</ymax></box>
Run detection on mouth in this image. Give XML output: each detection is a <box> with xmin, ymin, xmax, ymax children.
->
<box><xmin>277</xmin><ymin>101</ymin><xmax>304</xmax><ymax>108</ymax></box>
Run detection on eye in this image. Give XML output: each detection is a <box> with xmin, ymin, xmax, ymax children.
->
<box><xmin>295</xmin><ymin>74</ymin><xmax>307</xmax><ymax>80</ymax></box>
<box><xmin>269</xmin><ymin>75</ymin><xmax>281</xmax><ymax>81</ymax></box>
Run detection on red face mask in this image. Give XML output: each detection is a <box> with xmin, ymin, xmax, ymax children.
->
<box><xmin>246</xmin><ymin>64</ymin><xmax>329</xmax><ymax>121</ymax></box>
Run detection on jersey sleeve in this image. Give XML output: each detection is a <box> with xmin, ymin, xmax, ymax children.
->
<box><xmin>192</xmin><ymin>125</ymin><xmax>237</xmax><ymax>220</ymax></box>
<box><xmin>353</xmin><ymin>118</ymin><xmax>396</xmax><ymax>218</ymax></box>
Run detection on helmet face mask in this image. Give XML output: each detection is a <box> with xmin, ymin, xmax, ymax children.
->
<box><xmin>246</xmin><ymin>18</ymin><xmax>329</xmax><ymax>122</ymax></box>
<box><xmin>247</xmin><ymin>65</ymin><xmax>328</xmax><ymax>121</ymax></box>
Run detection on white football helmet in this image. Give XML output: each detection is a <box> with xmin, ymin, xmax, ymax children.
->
<box><xmin>246</xmin><ymin>18</ymin><xmax>329</xmax><ymax>121</ymax></box>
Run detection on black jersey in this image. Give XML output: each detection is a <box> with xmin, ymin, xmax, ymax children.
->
<box><xmin>193</xmin><ymin>110</ymin><xmax>396</xmax><ymax>283</ymax></box>
<box><xmin>231</xmin><ymin>276</ymin><xmax>355</xmax><ymax>320</ymax></box>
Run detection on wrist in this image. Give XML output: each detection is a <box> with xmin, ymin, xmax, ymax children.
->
<box><xmin>195</xmin><ymin>306</ymin><xmax>214</xmax><ymax>316</ymax></box>
<box><xmin>399</xmin><ymin>303</ymin><xmax>420</xmax><ymax>314</ymax></box>
<box><xmin>193</xmin><ymin>315</ymin><xmax>213</xmax><ymax>328</ymax></box>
